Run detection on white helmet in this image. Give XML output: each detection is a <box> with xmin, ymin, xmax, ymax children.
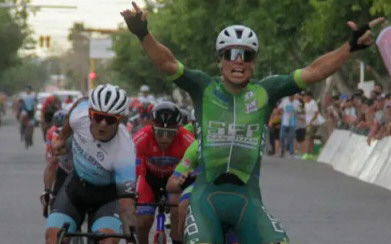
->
<box><xmin>140</xmin><ymin>85</ymin><xmax>150</xmax><ymax>93</ymax></box>
<box><xmin>216</xmin><ymin>25</ymin><xmax>259</xmax><ymax>52</ymax></box>
<box><xmin>89</xmin><ymin>84</ymin><xmax>129</xmax><ymax>115</ymax></box>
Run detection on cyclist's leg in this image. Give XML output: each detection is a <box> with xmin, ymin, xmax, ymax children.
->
<box><xmin>235</xmin><ymin>188</ymin><xmax>289</xmax><ymax>244</ymax></box>
<box><xmin>177</xmin><ymin>184</ymin><xmax>193</xmax><ymax>241</ymax></box>
<box><xmin>91</xmin><ymin>200</ymin><xmax>122</xmax><ymax>244</ymax></box>
<box><xmin>169</xmin><ymin>193</ymin><xmax>181</xmax><ymax>243</ymax></box>
<box><xmin>184</xmin><ymin>183</ymin><xmax>224</xmax><ymax>244</ymax></box>
<box><xmin>136</xmin><ymin>175</ymin><xmax>156</xmax><ymax>244</ymax></box>
<box><xmin>46</xmin><ymin>183</ymin><xmax>83</xmax><ymax>244</ymax></box>
<box><xmin>51</xmin><ymin>167</ymin><xmax>69</xmax><ymax>207</ymax></box>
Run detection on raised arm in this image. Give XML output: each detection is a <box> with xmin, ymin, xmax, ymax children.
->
<box><xmin>301</xmin><ymin>18</ymin><xmax>385</xmax><ymax>85</ymax></box>
<box><xmin>121</xmin><ymin>1</ymin><xmax>178</xmax><ymax>76</ymax></box>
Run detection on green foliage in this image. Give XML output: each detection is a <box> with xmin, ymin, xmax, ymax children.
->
<box><xmin>0</xmin><ymin>58</ymin><xmax>49</xmax><ymax>94</ymax></box>
<box><xmin>0</xmin><ymin>0</ymin><xmax>32</xmax><ymax>93</ymax></box>
<box><xmin>0</xmin><ymin>8</ymin><xmax>26</xmax><ymax>78</ymax></box>
<box><xmin>111</xmin><ymin>0</ymin><xmax>391</xmax><ymax>95</ymax></box>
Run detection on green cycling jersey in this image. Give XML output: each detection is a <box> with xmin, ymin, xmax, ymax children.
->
<box><xmin>169</xmin><ymin>62</ymin><xmax>304</xmax><ymax>243</ymax></box>
<box><xmin>169</xmin><ymin>62</ymin><xmax>305</xmax><ymax>185</ymax></box>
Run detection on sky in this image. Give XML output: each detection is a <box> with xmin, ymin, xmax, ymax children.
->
<box><xmin>26</xmin><ymin>0</ymin><xmax>143</xmax><ymax>55</ymax></box>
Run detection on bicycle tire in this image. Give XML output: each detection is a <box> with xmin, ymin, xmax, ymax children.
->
<box><xmin>154</xmin><ymin>232</ymin><xmax>166</xmax><ymax>244</ymax></box>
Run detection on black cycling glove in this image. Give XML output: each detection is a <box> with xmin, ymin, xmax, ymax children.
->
<box><xmin>180</xmin><ymin>175</ymin><xmax>196</xmax><ymax>190</ymax></box>
<box><xmin>349</xmin><ymin>24</ymin><xmax>371</xmax><ymax>52</ymax></box>
<box><xmin>123</xmin><ymin>12</ymin><xmax>149</xmax><ymax>41</ymax></box>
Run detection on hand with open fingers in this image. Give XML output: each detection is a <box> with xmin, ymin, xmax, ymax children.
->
<box><xmin>120</xmin><ymin>1</ymin><xmax>149</xmax><ymax>40</ymax></box>
<box><xmin>347</xmin><ymin>17</ymin><xmax>385</xmax><ymax>52</ymax></box>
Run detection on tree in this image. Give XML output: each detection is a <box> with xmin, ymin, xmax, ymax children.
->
<box><xmin>0</xmin><ymin>57</ymin><xmax>49</xmax><ymax>94</ymax></box>
<box><xmin>61</xmin><ymin>22</ymin><xmax>89</xmax><ymax>92</ymax></box>
<box><xmin>0</xmin><ymin>2</ymin><xmax>27</xmax><ymax>83</ymax></box>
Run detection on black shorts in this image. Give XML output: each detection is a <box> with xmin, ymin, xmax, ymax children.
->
<box><xmin>46</xmin><ymin>173</ymin><xmax>122</xmax><ymax>233</ymax></box>
<box><xmin>136</xmin><ymin>171</ymin><xmax>169</xmax><ymax>215</ymax></box>
<box><xmin>296</xmin><ymin>128</ymin><xmax>306</xmax><ymax>142</ymax></box>
<box><xmin>52</xmin><ymin>167</ymin><xmax>69</xmax><ymax>197</ymax></box>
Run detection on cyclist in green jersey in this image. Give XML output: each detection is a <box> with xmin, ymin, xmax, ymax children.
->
<box><xmin>183</xmin><ymin>109</ymin><xmax>195</xmax><ymax>135</ymax></box>
<box><xmin>166</xmin><ymin>141</ymin><xmax>198</xmax><ymax>241</ymax></box>
<box><xmin>121</xmin><ymin>3</ymin><xmax>383</xmax><ymax>243</ymax></box>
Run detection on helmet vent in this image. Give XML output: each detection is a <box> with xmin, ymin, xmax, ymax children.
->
<box><xmin>224</xmin><ymin>30</ymin><xmax>230</xmax><ymax>37</ymax></box>
<box><xmin>235</xmin><ymin>29</ymin><xmax>243</xmax><ymax>39</ymax></box>
<box><xmin>115</xmin><ymin>95</ymin><xmax>127</xmax><ymax>114</ymax></box>
<box><xmin>248</xmin><ymin>32</ymin><xmax>253</xmax><ymax>38</ymax></box>
<box><xmin>105</xmin><ymin>91</ymin><xmax>111</xmax><ymax>104</ymax></box>
<box><xmin>97</xmin><ymin>87</ymin><xmax>104</xmax><ymax>110</ymax></box>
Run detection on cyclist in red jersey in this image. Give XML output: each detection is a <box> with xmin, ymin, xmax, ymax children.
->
<box><xmin>41</xmin><ymin>95</ymin><xmax>62</xmax><ymax>140</ymax></box>
<box><xmin>133</xmin><ymin>101</ymin><xmax>194</xmax><ymax>244</ymax></box>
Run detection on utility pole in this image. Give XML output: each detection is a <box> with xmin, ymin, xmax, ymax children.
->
<box><xmin>82</xmin><ymin>28</ymin><xmax>119</xmax><ymax>90</ymax></box>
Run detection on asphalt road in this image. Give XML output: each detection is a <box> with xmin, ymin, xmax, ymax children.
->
<box><xmin>0</xmin><ymin>111</ymin><xmax>390</xmax><ymax>244</ymax></box>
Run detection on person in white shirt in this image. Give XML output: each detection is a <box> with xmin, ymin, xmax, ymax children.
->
<box><xmin>278</xmin><ymin>95</ymin><xmax>300</xmax><ymax>157</ymax></box>
<box><xmin>303</xmin><ymin>91</ymin><xmax>325</xmax><ymax>158</ymax></box>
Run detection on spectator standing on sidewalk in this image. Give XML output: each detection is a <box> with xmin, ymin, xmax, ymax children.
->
<box><xmin>278</xmin><ymin>95</ymin><xmax>300</xmax><ymax>157</ymax></box>
<box><xmin>295</xmin><ymin>93</ymin><xmax>307</xmax><ymax>157</ymax></box>
<box><xmin>268</xmin><ymin>104</ymin><xmax>282</xmax><ymax>156</ymax></box>
<box><xmin>302</xmin><ymin>91</ymin><xmax>325</xmax><ymax>159</ymax></box>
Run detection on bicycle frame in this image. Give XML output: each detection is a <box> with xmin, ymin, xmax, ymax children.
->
<box><xmin>153</xmin><ymin>204</ymin><xmax>167</xmax><ymax>244</ymax></box>
<box><xmin>137</xmin><ymin>188</ymin><xmax>176</xmax><ymax>244</ymax></box>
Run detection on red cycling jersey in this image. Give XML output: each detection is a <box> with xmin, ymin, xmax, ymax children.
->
<box><xmin>133</xmin><ymin>124</ymin><xmax>194</xmax><ymax>178</ymax></box>
<box><xmin>45</xmin><ymin>125</ymin><xmax>57</xmax><ymax>160</ymax></box>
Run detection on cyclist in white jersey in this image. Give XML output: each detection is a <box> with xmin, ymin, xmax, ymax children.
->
<box><xmin>46</xmin><ymin>84</ymin><xmax>137</xmax><ymax>244</ymax></box>
<box><xmin>19</xmin><ymin>85</ymin><xmax>36</xmax><ymax>118</ymax></box>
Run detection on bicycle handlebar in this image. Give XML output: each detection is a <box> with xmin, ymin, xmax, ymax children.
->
<box><xmin>56</xmin><ymin>223</ymin><xmax>137</xmax><ymax>244</ymax></box>
<box><xmin>137</xmin><ymin>202</ymin><xmax>177</xmax><ymax>207</ymax></box>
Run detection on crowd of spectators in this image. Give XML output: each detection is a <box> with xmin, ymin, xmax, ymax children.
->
<box><xmin>325</xmin><ymin>84</ymin><xmax>391</xmax><ymax>146</ymax></box>
<box><xmin>266</xmin><ymin>83</ymin><xmax>391</xmax><ymax>160</ymax></box>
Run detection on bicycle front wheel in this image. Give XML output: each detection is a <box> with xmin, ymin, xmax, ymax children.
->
<box><xmin>153</xmin><ymin>231</ymin><xmax>166</xmax><ymax>244</ymax></box>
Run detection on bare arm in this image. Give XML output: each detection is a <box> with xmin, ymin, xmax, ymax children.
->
<box><xmin>301</xmin><ymin>18</ymin><xmax>385</xmax><ymax>85</ymax></box>
<box><xmin>166</xmin><ymin>175</ymin><xmax>182</xmax><ymax>193</ymax></box>
<box><xmin>310</xmin><ymin>111</ymin><xmax>319</xmax><ymax>125</ymax></box>
<box><xmin>140</xmin><ymin>34</ymin><xmax>179</xmax><ymax>75</ymax></box>
<box><xmin>118</xmin><ymin>198</ymin><xmax>137</xmax><ymax>234</ymax></box>
<box><xmin>43</xmin><ymin>157</ymin><xmax>58</xmax><ymax>190</ymax></box>
<box><xmin>301</xmin><ymin>43</ymin><xmax>351</xmax><ymax>85</ymax></box>
<box><xmin>121</xmin><ymin>2</ymin><xmax>178</xmax><ymax>76</ymax></box>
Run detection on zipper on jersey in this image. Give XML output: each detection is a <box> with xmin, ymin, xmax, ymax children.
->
<box><xmin>226</xmin><ymin>96</ymin><xmax>236</xmax><ymax>173</ymax></box>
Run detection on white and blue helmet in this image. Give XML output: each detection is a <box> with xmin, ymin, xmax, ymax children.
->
<box><xmin>89</xmin><ymin>84</ymin><xmax>129</xmax><ymax>115</ymax></box>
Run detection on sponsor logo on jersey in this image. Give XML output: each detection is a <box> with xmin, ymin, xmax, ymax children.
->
<box><xmin>245</xmin><ymin>90</ymin><xmax>255</xmax><ymax>101</ymax></box>
<box><xmin>183</xmin><ymin>158</ymin><xmax>191</xmax><ymax>168</ymax></box>
<box><xmin>76</xmin><ymin>133</ymin><xmax>87</xmax><ymax>144</ymax></box>
<box><xmin>245</xmin><ymin>100</ymin><xmax>258</xmax><ymax>113</ymax></box>
<box><xmin>73</xmin><ymin>139</ymin><xmax>106</xmax><ymax>172</ymax></box>
<box><xmin>206</xmin><ymin>120</ymin><xmax>260</xmax><ymax>146</ymax></box>
<box><xmin>97</xmin><ymin>151</ymin><xmax>104</xmax><ymax>161</ymax></box>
